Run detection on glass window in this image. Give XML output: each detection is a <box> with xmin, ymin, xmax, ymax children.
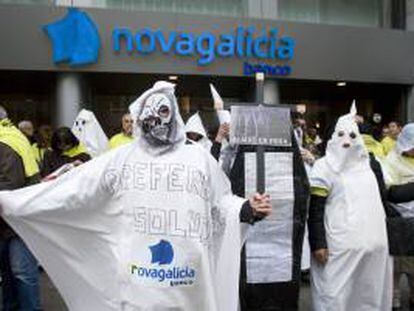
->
<box><xmin>0</xmin><ymin>0</ymin><xmax>388</xmax><ymax>28</ymax></box>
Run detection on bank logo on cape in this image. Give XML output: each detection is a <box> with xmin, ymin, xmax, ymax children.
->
<box><xmin>150</xmin><ymin>239</ymin><xmax>174</xmax><ymax>265</ymax></box>
<box><xmin>43</xmin><ymin>8</ymin><xmax>100</xmax><ymax>67</ymax></box>
<box><xmin>130</xmin><ymin>240</ymin><xmax>196</xmax><ymax>287</ymax></box>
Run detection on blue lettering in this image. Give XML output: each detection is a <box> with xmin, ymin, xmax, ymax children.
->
<box><xmin>245</xmin><ymin>27</ymin><xmax>255</xmax><ymax>57</ymax></box>
<box><xmin>243</xmin><ymin>62</ymin><xmax>292</xmax><ymax>77</ymax></box>
<box><xmin>269</xmin><ymin>28</ymin><xmax>278</xmax><ymax>59</ymax></box>
<box><xmin>112</xmin><ymin>28</ymin><xmax>134</xmax><ymax>53</ymax></box>
<box><xmin>155</xmin><ymin>30</ymin><xmax>177</xmax><ymax>53</ymax></box>
<box><xmin>236</xmin><ymin>26</ymin><xmax>245</xmax><ymax>57</ymax></box>
<box><xmin>253</xmin><ymin>34</ymin><xmax>268</xmax><ymax>59</ymax></box>
<box><xmin>112</xmin><ymin>27</ymin><xmax>295</xmax><ymax>66</ymax></box>
<box><xmin>278</xmin><ymin>37</ymin><xmax>295</xmax><ymax>60</ymax></box>
<box><xmin>243</xmin><ymin>62</ymin><xmax>252</xmax><ymax>75</ymax></box>
<box><xmin>217</xmin><ymin>34</ymin><xmax>235</xmax><ymax>57</ymax></box>
<box><xmin>196</xmin><ymin>32</ymin><xmax>215</xmax><ymax>65</ymax></box>
<box><xmin>135</xmin><ymin>29</ymin><xmax>155</xmax><ymax>54</ymax></box>
<box><xmin>176</xmin><ymin>33</ymin><xmax>195</xmax><ymax>55</ymax></box>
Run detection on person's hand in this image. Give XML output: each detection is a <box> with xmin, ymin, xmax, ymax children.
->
<box><xmin>249</xmin><ymin>193</ymin><xmax>272</xmax><ymax>218</ymax></box>
<box><xmin>313</xmin><ymin>248</ymin><xmax>329</xmax><ymax>265</ymax></box>
<box><xmin>72</xmin><ymin>160</ymin><xmax>83</xmax><ymax>167</ymax></box>
<box><xmin>301</xmin><ymin>149</ymin><xmax>315</xmax><ymax>165</ymax></box>
<box><xmin>215</xmin><ymin>123</ymin><xmax>230</xmax><ymax>143</ymax></box>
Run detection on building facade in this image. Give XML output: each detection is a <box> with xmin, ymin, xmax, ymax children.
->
<box><xmin>0</xmin><ymin>0</ymin><xmax>413</xmax><ymax>136</ymax></box>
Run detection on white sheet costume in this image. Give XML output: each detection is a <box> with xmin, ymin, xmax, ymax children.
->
<box><xmin>0</xmin><ymin>82</ymin><xmax>248</xmax><ymax>311</ymax></box>
<box><xmin>72</xmin><ymin>109</ymin><xmax>108</xmax><ymax>157</ymax></box>
<box><xmin>309</xmin><ymin>104</ymin><xmax>392</xmax><ymax>311</ymax></box>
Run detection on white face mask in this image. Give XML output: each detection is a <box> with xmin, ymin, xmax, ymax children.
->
<box><xmin>139</xmin><ymin>93</ymin><xmax>173</xmax><ymax>145</ymax></box>
<box><xmin>325</xmin><ymin>103</ymin><xmax>368</xmax><ymax>172</ymax></box>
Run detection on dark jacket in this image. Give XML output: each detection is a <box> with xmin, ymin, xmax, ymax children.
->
<box><xmin>41</xmin><ymin>149</ymin><xmax>91</xmax><ymax>177</ymax></box>
<box><xmin>0</xmin><ymin>142</ymin><xmax>40</xmax><ymax>238</ymax></box>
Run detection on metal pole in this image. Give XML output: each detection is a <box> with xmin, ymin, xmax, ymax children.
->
<box><xmin>255</xmin><ymin>73</ymin><xmax>265</xmax><ymax>194</ymax></box>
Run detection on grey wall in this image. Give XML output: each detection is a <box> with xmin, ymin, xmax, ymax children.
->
<box><xmin>1</xmin><ymin>5</ymin><xmax>414</xmax><ymax>84</ymax></box>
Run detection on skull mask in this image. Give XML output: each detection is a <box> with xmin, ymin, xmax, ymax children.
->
<box><xmin>138</xmin><ymin>93</ymin><xmax>173</xmax><ymax>145</ymax></box>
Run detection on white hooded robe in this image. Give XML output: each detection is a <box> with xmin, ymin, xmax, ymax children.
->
<box><xmin>309</xmin><ymin>104</ymin><xmax>392</xmax><ymax>311</ymax></box>
<box><xmin>0</xmin><ymin>82</ymin><xmax>247</xmax><ymax>311</ymax></box>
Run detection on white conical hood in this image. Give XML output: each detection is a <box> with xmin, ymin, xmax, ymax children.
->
<box><xmin>185</xmin><ymin>113</ymin><xmax>207</xmax><ymax>138</ymax></box>
<box><xmin>325</xmin><ymin>101</ymin><xmax>369</xmax><ymax>172</ymax></box>
<box><xmin>72</xmin><ymin>109</ymin><xmax>108</xmax><ymax>157</ymax></box>
<box><xmin>210</xmin><ymin>84</ymin><xmax>231</xmax><ymax>125</ymax></box>
<box><xmin>210</xmin><ymin>83</ymin><xmax>224</xmax><ymax>110</ymax></box>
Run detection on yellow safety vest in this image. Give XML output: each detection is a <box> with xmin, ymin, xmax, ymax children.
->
<box><xmin>0</xmin><ymin>119</ymin><xmax>39</xmax><ymax>177</ymax></box>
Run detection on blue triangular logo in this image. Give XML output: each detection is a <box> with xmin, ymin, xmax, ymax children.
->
<box><xmin>43</xmin><ymin>8</ymin><xmax>100</xmax><ymax>67</ymax></box>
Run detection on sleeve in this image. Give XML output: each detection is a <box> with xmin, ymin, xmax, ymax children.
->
<box><xmin>73</xmin><ymin>152</ymin><xmax>92</xmax><ymax>163</ymax></box>
<box><xmin>210</xmin><ymin>141</ymin><xmax>222</xmax><ymax>161</ymax></box>
<box><xmin>0</xmin><ymin>152</ymin><xmax>113</xmax><ymax>218</ymax></box>
<box><xmin>309</xmin><ymin>159</ymin><xmax>331</xmax><ymax>196</ymax></box>
<box><xmin>308</xmin><ymin>195</ymin><xmax>328</xmax><ymax>251</ymax></box>
<box><xmin>206</xmin><ymin>152</ymin><xmax>247</xmax><ymax>311</ymax></box>
<box><xmin>388</xmin><ymin>183</ymin><xmax>414</xmax><ymax>204</ymax></box>
<box><xmin>0</xmin><ymin>143</ymin><xmax>26</xmax><ymax>190</ymax></box>
<box><xmin>307</xmin><ymin>160</ymin><xmax>331</xmax><ymax>251</ymax></box>
<box><xmin>0</xmin><ymin>152</ymin><xmax>121</xmax><ymax>311</ymax></box>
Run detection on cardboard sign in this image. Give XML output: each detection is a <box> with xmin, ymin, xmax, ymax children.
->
<box><xmin>230</xmin><ymin>105</ymin><xmax>291</xmax><ymax>147</ymax></box>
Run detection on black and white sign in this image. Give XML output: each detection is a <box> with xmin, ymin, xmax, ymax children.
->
<box><xmin>230</xmin><ymin>105</ymin><xmax>291</xmax><ymax>147</ymax></box>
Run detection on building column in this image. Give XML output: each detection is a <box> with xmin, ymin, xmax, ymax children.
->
<box><xmin>264</xmin><ymin>79</ymin><xmax>280</xmax><ymax>105</ymax></box>
<box><xmin>406</xmin><ymin>85</ymin><xmax>414</xmax><ymax>123</ymax></box>
<box><xmin>55</xmin><ymin>72</ymin><xmax>88</xmax><ymax>127</ymax></box>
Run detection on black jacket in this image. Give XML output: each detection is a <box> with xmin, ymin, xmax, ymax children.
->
<box><xmin>0</xmin><ymin>142</ymin><xmax>40</xmax><ymax>238</ymax></box>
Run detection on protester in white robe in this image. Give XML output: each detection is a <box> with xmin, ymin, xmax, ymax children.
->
<box><xmin>0</xmin><ymin>81</ymin><xmax>271</xmax><ymax>311</ymax></box>
<box><xmin>308</xmin><ymin>103</ymin><xmax>392</xmax><ymax>311</ymax></box>
<box><xmin>72</xmin><ymin>109</ymin><xmax>108</xmax><ymax>157</ymax></box>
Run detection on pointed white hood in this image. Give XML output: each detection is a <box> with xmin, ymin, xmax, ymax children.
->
<box><xmin>325</xmin><ymin>101</ymin><xmax>369</xmax><ymax>172</ymax></box>
<box><xmin>72</xmin><ymin>109</ymin><xmax>108</xmax><ymax>157</ymax></box>
<box><xmin>396</xmin><ymin>123</ymin><xmax>414</xmax><ymax>155</ymax></box>
<box><xmin>185</xmin><ymin>113</ymin><xmax>207</xmax><ymax>138</ymax></box>
<box><xmin>210</xmin><ymin>83</ymin><xmax>231</xmax><ymax>125</ymax></box>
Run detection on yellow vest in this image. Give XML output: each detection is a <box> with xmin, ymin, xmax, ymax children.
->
<box><xmin>62</xmin><ymin>143</ymin><xmax>89</xmax><ymax>158</ymax></box>
<box><xmin>31</xmin><ymin>142</ymin><xmax>47</xmax><ymax>164</ymax></box>
<box><xmin>109</xmin><ymin>133</ymin><xmax>134</xmax><ymax>150</ymax></box>
<box><xmin>381</xmin><ymin>136</ymin><xmax>396</xmax><ymax>156</ymax></box>
<box><xmin>0</xmin><ymin>119</ymin><xmax>39</xmax><ymax>177</ymax></box>
<box><xmin>362</xmin><ymin>134</ymin><xmax>386</xmax><ymax>159</ymax></box>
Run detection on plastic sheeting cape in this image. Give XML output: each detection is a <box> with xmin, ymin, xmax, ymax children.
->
<box><xmin>72</xmin><ymin>109</ymin><xmax>108</xmax><ymax>157</ymax></box>
<box><xmin>382</xmin><ymin>123</ymin><xmax>414</xmax><ymax>256</ymax></box>
<box><xmin>0</xmin><ymin>81</ymin><xmax>248</xmax><ymax>311</ymax></box>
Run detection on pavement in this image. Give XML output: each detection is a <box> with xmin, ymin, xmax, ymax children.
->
<box><xmin>7</xmin><ymin>271</ymin><xmax>412</xmax><ymax>310</ymax></box>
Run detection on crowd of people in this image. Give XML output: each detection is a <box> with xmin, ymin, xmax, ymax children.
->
<box><xmin>0</xmin><ymin>81</ymin><xmax>413</xmax><ymax>311</ymax></box>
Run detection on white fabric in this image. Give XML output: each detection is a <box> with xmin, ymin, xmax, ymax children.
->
<box><xmin>185</xmin><ymin>113</ymin><xmax>207</xmax><ymax>138</ymax></box>
<box><xmin>0</xmin><ymin>140</ymin><xmax>247</xmax><ymax>311</ymax></box>
<box><xmin>325</xmin><ymin>102</ymin><xmax>369</xmax><ymax>173</ymax></box>
<box><xmin>210</xmin><ymin>84</ymin><xmax>224</xmax><ymax>111</ymax></box>
<box><xmin>244</xmin><ymin>152</ymin><xmax>294</xmax><ymax>283</ymax></box>
<box><xmin>185</xmin><ymin>113</ymin><xmax>212</xmax><ymax>150</ymax></box>
<box><xmin>72</xmin><ymin>109</ymin><xmax>108</xmax><ymax>157</ymax></box>
<box><xmin>217</xmin><ymin>110</ymin><xmax>231</xmax><ymax>125</ymax></box>
<box><xmin>396</xmin><ymin>123</ymin><xmax>414</xmax><ymax>154</ymax></box>
<box><xmin>381</xmin><ymin>130</ymin><xmax>414</xmax><ymax>216</ymax></box>
<box><xmin>309</xmin><ymin>104</ymin><xmax>392</xmax><ymax>311</ymax></box>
